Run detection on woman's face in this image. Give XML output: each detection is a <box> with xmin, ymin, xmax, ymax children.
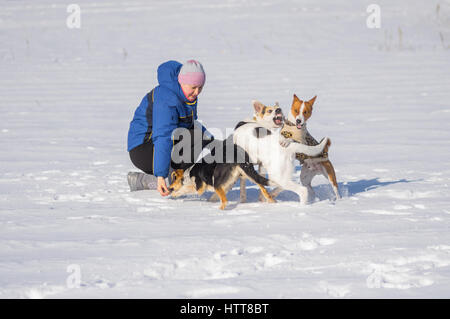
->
<box><xmin>180</xmin><ymin>83</ymin><xmax>203</xmax><ymax>102</ymax></box>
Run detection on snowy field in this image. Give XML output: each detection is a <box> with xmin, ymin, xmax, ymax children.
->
<box><xmin>1</xmin><ymin>0</ymin><xmax>450</xmax><ymax>298</ymax></box>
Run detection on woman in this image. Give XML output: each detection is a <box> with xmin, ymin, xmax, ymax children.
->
<box><xmin>127</xmin><ymin>60</ymin><xmax>212</xmax><ymax>196</ymax></box>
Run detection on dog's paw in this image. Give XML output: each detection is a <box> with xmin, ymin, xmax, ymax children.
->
<box><xmin>334</xmin><ymin>191</ymin><xmax>342</xmax><ymax>200</ymax></box>
<box><xmin>258</xmin><ymin>194</ymin><xmax>266</xmax><ymax>202</ymax></box>
<box><xmin>279</xmin><ymin>136</ymin><xmax>293</xmax><ymax>148</ymax></box>
<box><xmin>169</xmin><ymin>190</ymin><xmax>182</xmax><ymax>198</ymax></box>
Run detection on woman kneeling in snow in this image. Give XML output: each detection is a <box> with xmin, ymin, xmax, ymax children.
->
<box><xmin>127</xmin><ymin>60</ymin><xmax>213</xmax><ymax>197</ymax></box>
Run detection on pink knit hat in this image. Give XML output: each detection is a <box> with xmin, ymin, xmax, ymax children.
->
<box><xmin>178</xmin><ymin>60</ymin><xmax>206</xmax><ymax>87</ymax></box>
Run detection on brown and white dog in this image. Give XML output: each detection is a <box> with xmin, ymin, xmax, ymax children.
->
<box><xmin>276</xmin><ymin>94</ymin><xmax>340</xmax><ymax>201</ymax></box>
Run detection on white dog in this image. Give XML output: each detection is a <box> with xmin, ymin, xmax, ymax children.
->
<box><xmin>233</xmin><ymin>100</ymin><xmax>330</xmax><ymax>204</ymax></box>
<box><xmin>233</xmin><ymin>101</ymin><xmax>283</xmax><ymax>202</ymax></box>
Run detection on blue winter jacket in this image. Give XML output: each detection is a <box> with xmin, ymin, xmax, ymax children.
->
<box><xmin>127</xmin><ymin>60</ymin><xmax>207</xmax><ymax>177</ymax></box>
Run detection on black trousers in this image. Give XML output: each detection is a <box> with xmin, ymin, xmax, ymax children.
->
<box><xmin>129</xmin><ymin>128</ymin><xmax>213</xmax><ymax>175</ymax></box>
<box><xmin>129</xmin><ymin>141</ymin><xmax>155</xmax><ymax>175</ymax></box>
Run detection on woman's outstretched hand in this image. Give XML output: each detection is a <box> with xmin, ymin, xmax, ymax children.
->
<box><xmin>157</xmin><ymin>176</ymin><xmax>170</xmax><ymax>197</ymax></box>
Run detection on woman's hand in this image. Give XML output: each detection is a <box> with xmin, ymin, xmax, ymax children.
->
<box><xmin>157</xmin><ymin>176</ymin><xmax>170</xmax><ymax>197</ymax></box>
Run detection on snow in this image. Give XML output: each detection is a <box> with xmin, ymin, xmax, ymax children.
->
<box><xmin>1</xmin><ymin>0</ymin><xmax>450</xmax><ymax>298</ymax></box>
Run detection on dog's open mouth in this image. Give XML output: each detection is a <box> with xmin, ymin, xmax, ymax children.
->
<box><xmin>273</xmin><ymin>116</ymin><xmax>283</xmax><ymax>126</ymax></box>
<box><xmin>296</xmin><ymin>123</ymin><xmax>303</xmax><ymax>129</ymax></box>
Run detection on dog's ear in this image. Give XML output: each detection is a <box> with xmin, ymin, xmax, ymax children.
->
<box><xmin>172</xmin><ymin>169</ymin><xmax>184</xmax><ymax>180</ymax></box>
<box><xmin>309</xmin><ymin>95</ymin><xmax>317</xmax><ymax>107</ymax></box>
<box><xmin>291</xmin><ymin>94</ymin><xmax>302</xmax><ymax>116</ymax></box>
<box><xmin>171</xmin><ymin>170</ymin><xmax>178</xmax><ymax>181</ymax></box>
<box><xmin>252</xmin><ymin>100</ymin><xmax>265</xmax><ymax>114</ymax></box>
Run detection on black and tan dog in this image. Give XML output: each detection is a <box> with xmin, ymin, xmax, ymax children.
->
<box><xmin>168</xmin><ymin>137</ymin><xmax>275</xmax><ymax>210</ymax></box>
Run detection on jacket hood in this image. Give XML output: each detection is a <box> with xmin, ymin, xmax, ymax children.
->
<box><xmin>157</xmin><ymin>60</ymin><xmax>191</xmax><ymax>103</ymax></box>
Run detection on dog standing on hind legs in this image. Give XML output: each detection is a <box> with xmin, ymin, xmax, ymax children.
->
<box><xmin>233</xmin><ymin>101</ymin><xmax>330</xmax><ymax>205</ymax></box>
<box><xmin>233</xmin><ymin>100</ymin><xmax>284</xmax><ymax>203</ymax></box>
<box><xmin>274</xmin><ymin>94</ymin><xmax>340</xmax><ymax>202</ymax></box>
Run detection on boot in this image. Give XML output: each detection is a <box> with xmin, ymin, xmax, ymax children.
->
<box><xmin>127</xmin><ymin>172</ymin><xmax>157</xmax><ymax>191</ymax></box>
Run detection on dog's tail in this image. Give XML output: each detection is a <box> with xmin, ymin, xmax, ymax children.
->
<box><xmin>239</xmin><ymin>162</ymin><xmax>270</xmax><ymax>186</ymax></box>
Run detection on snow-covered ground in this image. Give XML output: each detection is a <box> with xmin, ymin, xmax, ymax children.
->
<box><xmin>1</xmin><ymin>0</ymin><xmax>450</xmax><ymax>298</ymax></box>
